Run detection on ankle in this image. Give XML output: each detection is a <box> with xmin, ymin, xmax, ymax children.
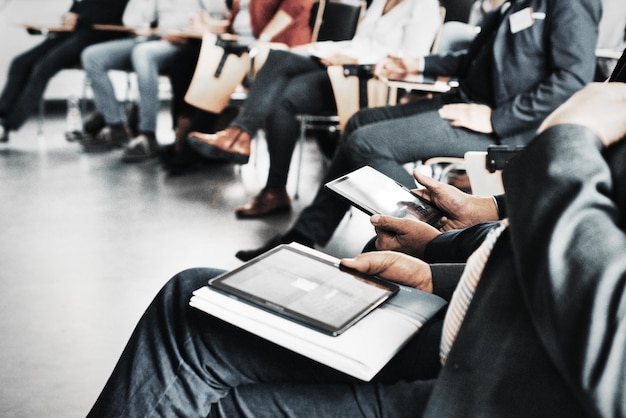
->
<box><xmin>229</xmin><ymin>126</ymin><xmax>252</xmax><ymax>141</ymax></box>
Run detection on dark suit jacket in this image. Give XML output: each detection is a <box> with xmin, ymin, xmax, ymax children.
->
<box><xmin>610</xmin><ymin>48</ymin><xmax>626</xmax><ymax>82</ymax></box>
<box><xmin>423</xmin><ymin>0</ymin><xmax>601</xmax><ymax>146</ymax></box>
<box><xmin>423</xmin><ymin>124</ymin><xmax>625</xmax><ymax>417</ymax></box>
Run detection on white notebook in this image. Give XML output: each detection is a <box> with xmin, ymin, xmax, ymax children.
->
<box><xmin>189</xmin><ymin>243</ymin><xmax>446</xmax><ymax>381</ymax></box>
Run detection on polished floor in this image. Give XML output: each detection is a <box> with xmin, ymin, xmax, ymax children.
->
<box><xmin>0</xmin><ymin>105</ymin><xmax>373</xmax><ymax>417</ymax></box>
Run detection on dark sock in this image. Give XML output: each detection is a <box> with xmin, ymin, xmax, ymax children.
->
<box><xmin>282</xmin><ymin>228</ymin><xmax>314</xmax><ymax>247</ymax></box>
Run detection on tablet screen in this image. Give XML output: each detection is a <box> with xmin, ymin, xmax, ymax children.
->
<box><xmin>325</xmin><ymin>166</ymin><xmax>445</xmax><ymax>227</ymax></box>
<box><xmin>208</xmin><ymin>245</ymin><xmax>398</xmax><ymax>336</ymax></box>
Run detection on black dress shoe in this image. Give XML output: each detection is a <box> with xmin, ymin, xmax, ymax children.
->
<box><xmin>82</xmin><ymin>111</ymin><xmax>105</xmax><ymax>135</ymax></box>
<box><xmin>0</xmin><ymin>118</ymin><xmax>9</xmax><ymax>143</ymax></box>
<box><xmin>161</xmin><ymin>139</ymin><xmax>210</xmax><ymax>175</ymax></box>
<box><xmin>81</xmin><ymin>124</ymin><xmax>131</xmax><ymax>152</ymax></box>
<box><xmin>235</xmin><ymin>230</ymin><xmax>314</xmax><ymax>262</ymax></box>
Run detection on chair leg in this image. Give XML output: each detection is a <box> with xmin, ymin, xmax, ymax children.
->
<box><xmin>37</xmin><ymin>98</ymin><xmax>45</xmax><ymax>136</ymax></box>
<box><xmin>294</xmin><ymin>118</ymin><xmax>307</xmax><ymax>200</ymax></box>
<box><xmin>253</xmin><ymin>133</ymin><xmax>258</xmax><ymax>167</ymax></box>
<box><xmin>80</xmin><ymin>75</ymin><xmax>90</xmax><ymax>115</ymax></box>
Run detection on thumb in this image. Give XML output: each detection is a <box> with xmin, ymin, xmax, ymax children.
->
<box><xmin>370</xmin><ymin>214</ymin><xmax>405</xmax><ymax>233</ymax></box>
<box><xmin>340</xmin><ymin>254</ymin><xmax>375</xmax><ymax>275</ymax></box>
<box><xmin>341</xmin><ymin>252</ymin><xmax>393</xmax><ymax>276</ymax></box>
<box><xmin>413</xmin><ymin>170</ymin><xmax>442</xmax><ymax>192</ymax></box>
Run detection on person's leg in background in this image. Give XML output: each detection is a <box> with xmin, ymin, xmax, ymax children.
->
<box><xmin>235</xmin><ymin>69</ymin><xmax>336</xmax><ymax>219</ymax></box>
<box><xmin>80</xmin><ymin>37</ymin><xmax>137</xmax><ymax>151</ymax></box>
<box><xmin>122</xmin><ymin>39</ymin><xmax>184</xmax><ymax>162</ymax></box>
<box><xmin>0</xmin><ymin>35</ymin><xmax>65</xmax><ymax>142</ymax></box>
<box><xmin>160</xmin><ymin>40</ymin><xmax>221</xmax><ymax>173</ymax></box>
<box><xmin>293</xmin><ymin>97</ymin><xmax>496</xmax><ymax>245</ymax></box>
<box><xmin>235</xmin><ymin>94</ymin><xmax>494</xmax><ymax>260</ymax></box>
<box><xmin>167</xmin><ymin>41</ymin><xmax>201</xmax><ymax>132</ymax></box>
<box><xmin>345</xmin><ymin>100</ymin><xmax>496</xmax><ymax>188</ymax></box>
<box><xmin>0</xmin><ymin>33</ymin><xmax>101</xmax><ymax>142</ymax></box>
<box><xmin>187</xmin><ymin>49</ymin><xmax>325</xmax><ymax>164</ymax></box>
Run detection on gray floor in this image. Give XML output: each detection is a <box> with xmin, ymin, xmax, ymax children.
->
<box><xmin>0</xmin><ymin>105</ymin><xmax>373</xmax><ymax>417</ymax></box>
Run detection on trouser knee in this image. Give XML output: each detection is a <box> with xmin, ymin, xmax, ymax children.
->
<box><xmin>341</xmin><ymin>130</ymin><xmax>375</xmax><ymax>166</ymax></box>
<box><xmin>158</xmin><ymin>268</ymin><xmax>223</xmax><ymax>310</ymax></box>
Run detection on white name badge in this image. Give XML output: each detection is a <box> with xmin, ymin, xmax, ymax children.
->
<box><xmin>509</xmin><ymin>7</ymin><xmax>535</xmax><ymax>34</ymax></box>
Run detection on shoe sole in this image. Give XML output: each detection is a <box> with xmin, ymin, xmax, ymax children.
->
<box><xmin>80</xmin><ymin>143</ymin><xmax>117</xmax><ymax>153</ymax></box>
<box><xmin>122</xmin><ymin>153</ymin><xmax>158</xmax><ymax>163</ymax></box>
<box><xmin>187</xmin><ymin>136</ymin><xmax>249</xmax><ymax>165</ymax></box>
<box><xmin>65</xmin><ymin>131</ymin><xmax>83</xmax><ymax>142</ymax></box>
<box><xmin>235</xmin><ymin>205</ymin><xmax>292</xmax><ymax>219</ymax></box>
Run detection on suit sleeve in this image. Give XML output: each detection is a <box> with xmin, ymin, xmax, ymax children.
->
<box><xmin>503</xmin><ymin>124</ymin><xmax>626</xmax><ymax>418</ymax></box>
<box><xmin>424</xmin><ymin>222</ymin><xmax>500</xmax><ymax>264</ymax></box>
<box><xmin>430</xmin><ymin>263</ymin><xmax>466</xmax><ymax>301</ymax></box>
<box><xmin>421</xmin><ymin>8</ymin><xmax>501</xmax><ymax>77</ymax></box>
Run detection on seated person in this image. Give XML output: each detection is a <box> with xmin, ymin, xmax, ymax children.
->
<box><xmin>0</xmin><ymin>0</ymin><xmax>129</xmax><ymax>143</ymax></box>
<box><xmin>163</xmin><ymin>0</ymin><xmax>317</xmax><ymax>173</ymax></box>
<box><xmin>236</xmin><ymin>0</ymin><xmax>600</xmax><ymax>261</ymax></box>
<box><xmin>187</xmin><ymin>0</ymin><xmax>443</xmax><ymax>217</ymax></box>
<box><xmin>78</xmin><ymin>0</ymin><xmax>205</xmax><ymax>161</ymax></box>
<box><xmin>86</xmin><ymin>82</ymin><xmax>626</xmax><ymax>417</ymax></box>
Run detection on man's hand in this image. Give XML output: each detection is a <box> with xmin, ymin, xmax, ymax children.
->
<box><xmin>374</xmin><ymin>54</ymin><xmax>422</xmax><ymax>80</ymax></box>
<box><xmin>340</xmin><ymin>251</ymin><xmax>433</xmax><ymax>293</ymax></box>
<box><xmin>371</xmin><ymin>214</ymin><xmax>441</xmax><ymax>258</ymax></box>
<box><xmin>412</xmin><ymin>170</ymin><xmax>499</xmax><ymax>231</ymax></box>
<box><xmin>438</xmin><ymin>103</ymin><xmax>494</xmax><ymax>133</ymax></box>
<box><xmin>62</xmin><ymin>12</ymin><xmax>79</xmax><ymax>30</ymax></box>
<box><xmin>538</xmin><ymin>82</ymin><xmax>626</xmax><ymax>148</ymax></box>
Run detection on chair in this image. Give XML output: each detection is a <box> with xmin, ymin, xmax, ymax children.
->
<box><xmin>421</xmin><ymin>146</ymin><xmax>523</xmax><ymax>197</ymax></box>
<box><xmin>184</xmin><ymin>33</ymin><xmax>255</xmax><ymax>114</ymax></box>
<box><xmin>438</xmin><ymin>0</ymin><xmax>476</xmax><ymax>23</ymax></box>
<box><xmin>310</xmin><ymin>0</ymin><xmax>366</xmax><ymax>42</ymax></box>
<box><xmin>383</xmin><ymin>20</ymin><xmax>479</xmax><ymax>105</ymax></box>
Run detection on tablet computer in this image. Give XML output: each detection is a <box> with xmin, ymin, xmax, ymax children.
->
<box><xmin>208</xmin><ymin>244</ymin><xmax>399</xmax><ymax>336</ymax></box>
<box><xmin>325</xmin><ymin>166</ymin><xmax>445</xmax><ymax>227</ymax></box>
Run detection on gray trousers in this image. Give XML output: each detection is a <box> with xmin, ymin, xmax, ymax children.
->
<box><xmin>294</xmin><ymin>93</ymin><xmax>498</xmax><ymax>246</ymax></box>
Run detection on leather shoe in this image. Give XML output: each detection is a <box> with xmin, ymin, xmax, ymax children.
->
<box><xmin>188</xmin><ymin>127</ymin><xmax>251</xmax><ymax>164</ymax></box>
<box><xmin>81</xmin><ymin>124</ymin><xmax>131</xmax><ymax>152</ymax></box>
<box><xmin>0</xmin><ymin>117</ymin><xmax>9</xmax><ymax>143</ymax></box>
<box><xmin>82</xmin><ymin>111</ymin><xmax>105</xmax><ymax>135</ymax></box>
<box><xmin>235</xmin><ymin>188</ymin><xmax>291</xmax><ymax>219</ymax></box>
<box><xmin>235</xmin><ymin>229</ymin><xmax>314</xmax><ymax>262</ymax></box>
